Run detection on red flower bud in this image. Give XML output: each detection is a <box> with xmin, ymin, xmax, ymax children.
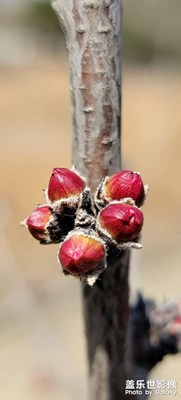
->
<box><xmin>103</xmin><ymin>170</ymin><xmax>145</xmax><ymax>207</ymax></box>
<box><xmin>58</xmin><ymin>231</ymin><xmax>106</xmax><ymax>276</ymax></box>
<box><xmin>97</xmin><ymin>203</ymin><xmax>144</xmax><ymax>242</ymax></box>
<box><xmin>25</xmin><ymin>205</ymin><xmax>53</xmax><ymax>243</ymax></box>
<box><xmin>174</xmin><ymin>317</ymin><xmax>181</xmax><ymax>324</ymax></box>
<box><xmin>47</xmin><ymin>168</ymin><xmax>85</xmax><ymax>203</ymax></box>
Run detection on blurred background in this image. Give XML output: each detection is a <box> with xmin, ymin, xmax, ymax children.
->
<box><xmin>0</xmin><ymin>0</ymin><xmax>181</xmax><ymax>398</ymax></box>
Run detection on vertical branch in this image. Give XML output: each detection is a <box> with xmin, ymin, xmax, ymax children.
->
<box><xmin>52</xmin><ymin>0</ymin><xmax>121</xmax><ymax>190</ymax></box>
<box><xmin>51</xmin><ymin>1</ymin><xmax>129</xmax><ymax>399</ymax></box>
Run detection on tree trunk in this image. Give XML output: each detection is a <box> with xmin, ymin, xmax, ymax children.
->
<box><xmin>51</xmin><ymin>1</ymin><xmax>129</xmax><ymax>399</ymax></box>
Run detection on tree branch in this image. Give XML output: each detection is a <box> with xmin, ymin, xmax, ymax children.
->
<box><xmin>130</xmin><ymin>293</ymin><xmax>181</xmax><ymax>378</ymax></box>
<box><xmin>52</xmin><ymin>0</ymin><xmax>121</xmax><ymax>190</ymax></box>
<box><xmin>51</xmin><ymin>1</ymin><xmax>129</xmax><ymax>399</ymax></box>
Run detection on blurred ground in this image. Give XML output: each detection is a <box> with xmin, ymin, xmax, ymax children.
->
<box><xmin>0</xmin><ymin>58</ymin><xmax>181</xmax><ymax>399</ymax></box>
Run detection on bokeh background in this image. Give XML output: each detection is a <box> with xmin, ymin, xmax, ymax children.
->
<box><xmin>0</xmin><ymin>1</ymin><xmax>181</xmax><ymax>398</ymax></box>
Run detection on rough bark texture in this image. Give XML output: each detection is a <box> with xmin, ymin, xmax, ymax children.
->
<box><xmin>84</xmin><ymin>248</ymin><xmax>130</xmax><ymax>400</ymax></box>
<box><xmin>52</xmin><ymin>1</ymin><xmax>129</xmax><ymax>399</ymax></box>
<box><xmin>52</xmin><ymin>0</ymin><xmax>121</xmax><ymax>190</ymax></box>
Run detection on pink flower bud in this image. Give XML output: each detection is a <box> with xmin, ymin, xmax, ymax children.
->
<box><xmin>25</xmin><ymin>205</ymin><xmax>53</xmax><ymax>243</ymax></box>
<box><xmin>103</xmin><ymin>170</ymin><xmax>145</xmax><ymax>207</ymax></box>
<box><xmin>174</xmin><ymin>317</ymin><xmax>181</xmax><ymax>324</ymax></box>
<box><xmin>97</xmin><ymin>203</ymin><xmax>144</xmax><ymax>242</ymax></box>
<box><xmin>58</xmin><ymin>231</ymin><xmax>106</xmax><ymax>276</ymax></box>
<box><xmin>47</xmin><ymin>168</ymin><xmax>85</xmax><ymax>203</ymax></box>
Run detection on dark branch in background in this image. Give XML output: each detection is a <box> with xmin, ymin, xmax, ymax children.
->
<box><xmin>130</xmin><ymin>293</ymin><xmax>181</xmax><ymax>380</ymax></box>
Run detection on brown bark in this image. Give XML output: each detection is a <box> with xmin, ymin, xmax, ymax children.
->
<box><xmin>51</xmin><ymin>1</ymin><xmax>129</xmax><ymax>399</ymax></box>
<box><xmin>52</xmin><ymin>0</ymin><xmax>121</xmax><ymax>190</ymax></box>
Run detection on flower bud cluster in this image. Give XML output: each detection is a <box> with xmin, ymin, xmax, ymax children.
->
<box><xmin>21</xmin><ymin>167</ymin><xmax>148</xmax><ymax>285</ymax></box>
